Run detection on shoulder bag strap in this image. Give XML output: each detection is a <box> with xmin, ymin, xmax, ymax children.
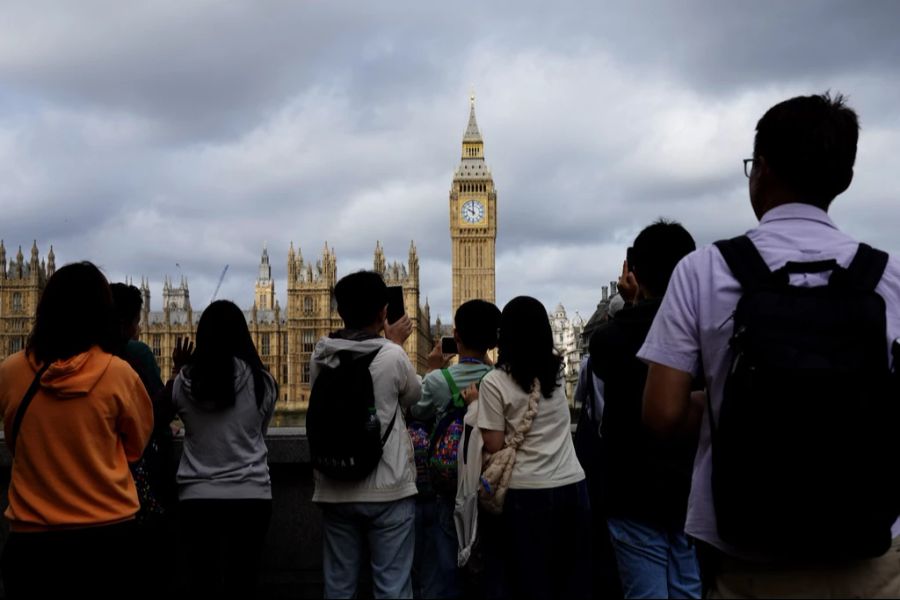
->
<box><xmin>10</xmin><ymin>363</ymin><xmax>51</xmax><ymax>456</ymax></box>
<box><xmin>505</xmin><ymin>379</ymin><xmax>542</xmax><ymax>453</ymax></box>
<box><xmin>440</xmin><ymin>368</ymin><xmax>463</xmax><ymax>408</ymax></box>
<box><xmin>582</xmin><ymin>356</ymin><xmax>596</xmax><ymax>423</ymax></box>
<box><xmin>714</xmin><ymin>235</ymin><xmax>772</xmax><ymax>291</ymax></box>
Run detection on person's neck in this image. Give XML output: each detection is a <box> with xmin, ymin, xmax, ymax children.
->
<box><xmin>360</xmin><ymin>323</ymin><xmax>382</xmax><ymax>336</ymax></box>
<box><xmin>756</xmin><ymin>191</ymin><xmax>823</xmax><ymax>220</ymax></box>
<box><xmin>458</xmin><ymin>350</ymin><xmax>487</xmax><ymax>363</ymax></box>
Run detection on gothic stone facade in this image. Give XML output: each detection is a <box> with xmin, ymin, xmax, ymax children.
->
<box><xmin>0</xmin><ymin>241</ymin><xmax>54</xmax><ymax>359</ymax></box>
<box><xmin>0</xmin><ymin>241</ymin><xmax>431</xmax><ymax>412</ymax></box>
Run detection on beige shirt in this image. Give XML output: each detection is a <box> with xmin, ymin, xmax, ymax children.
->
<box><xmin>477</xmin><ymin>369</ymin><xmax>584</xmax><ymax>490</ymax></box>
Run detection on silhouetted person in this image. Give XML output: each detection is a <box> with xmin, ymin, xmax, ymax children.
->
<box><xmin>0</xmin><ymin>262</ymin><xmax>153</xmax><ymax>599</ymax></box>
<box><xmin>641</xmin><ymin>93</ymin><xmax>900</xmax><ymax>597</ymax></box>
<box><xmin>111</xmin><ymin>282</ymin><xmax>178</xmax><ymax>599</ymax></box>
<box><xmin>170</xmin><ymin>300</ymin><xmax>278</xmax><ymax>599</ymax></box>
<box><xmin>590</xmin><ymin>220</ymin><xmax>699</xmax><ymax>598</ymax></box>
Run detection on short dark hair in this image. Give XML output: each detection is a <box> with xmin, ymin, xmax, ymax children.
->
<box><xmin>496</xmin><ymin>296</ymin><xmax>563</xmax><ymax>398</ymax></box>
<box><xmin>630</xmin><ymin>219</ymin><xmax>696</xmax><ymax>298</ymax></box>
<box><xmin>334</xmin><ymin>271</ymin><xmax>388</xmax><ymax>329</ymax></box>
<box><xmin>754</xmin><ymin>92</ymin><xmax>859</xmax><ymax>208</ymax></box>
<box><xmin>454</xmin><ymin>299</ymin><xmax>501</xmax><ymax>353</ymax></box>
<box><xmin>110</xmin><ymin>283</ymin><xmax>143</xmax><ymax>327</ymax></box>
<box><xmin>27</xmin><ymin>262</ymin><xmax>118</xmax><ymax>364</ymax></box>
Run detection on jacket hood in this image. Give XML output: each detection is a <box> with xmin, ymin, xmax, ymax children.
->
<box><xmin>27</xmin><ymin>346</ymin><xmax>113</xmax><ymax>399</ymax></box>
<box><xmin>179</xmin><ymin>357</ymin><xmax>254</xmax><ymax>398</ymax></box>
<box><xmin>312</xmin><ymin>335</ymin><xmax>390</xmax><ymax>369</ymax></box>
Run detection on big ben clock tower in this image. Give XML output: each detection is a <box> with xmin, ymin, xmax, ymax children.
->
<box><xmin>450</xmin><ymin>93</ymin><xmax>497</xmax><ymax>316</ymax></box>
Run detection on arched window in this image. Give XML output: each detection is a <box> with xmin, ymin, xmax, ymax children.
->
<box><xmin>302</xmin><ymin>330</ymin><xmax>315</xmax><ymax>353</ymax></box>
<box><xmin>304</xmin><ymin>296</ymin><xmax>313</xmax><ymax>314</ymax></box>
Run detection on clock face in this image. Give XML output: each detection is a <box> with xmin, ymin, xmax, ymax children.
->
<box><xmin>461</xmin><ymin>200</ymin><xmax>485</xmax><ymax>224</ymax></box>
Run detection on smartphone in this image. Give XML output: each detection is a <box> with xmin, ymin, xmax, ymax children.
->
<box><xmin>441</xmin><ymin>336</ymin><xmax>458</xmax><ymax>355</ymax></box>
<box><xmin>626</xmin><ymin>246</ymin><xmax>636</xmax><ymax>272</ymax></box>
<box><xmin>386</xmin><ymin>286</ymin><xmax>405</xmax><ymax>324</ymax></box>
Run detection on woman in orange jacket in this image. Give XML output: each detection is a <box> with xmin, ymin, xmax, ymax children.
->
<box><xmin>0</xmin><ymin>262</ymin><xmax>153</xmax><ymax>599</ymax></box>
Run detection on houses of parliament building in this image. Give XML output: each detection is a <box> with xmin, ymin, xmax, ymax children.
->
<box><xmin>0</xmin><ymin>96</ymin><xmax>499</xmax><ymax>410</ymax></box>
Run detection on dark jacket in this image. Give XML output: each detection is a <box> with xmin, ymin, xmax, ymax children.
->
<box><xmin>589</xmin><ymin>298</ymin><xmax>697</xmax><ymax>528</ymax></box>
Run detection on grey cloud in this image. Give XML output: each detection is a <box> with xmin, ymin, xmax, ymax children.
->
<box><xmin>3</xmin><ymin>1</ymin><xmax>900</xmax><ymax>323</ymax></box>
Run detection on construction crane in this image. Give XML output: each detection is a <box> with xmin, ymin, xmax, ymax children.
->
<box><xmin>210</xmin><ymin>265</ymin><xmax>229</xmax><ymax>304</ymax></box>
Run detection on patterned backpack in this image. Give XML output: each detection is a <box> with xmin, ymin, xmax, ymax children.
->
<box><xmin>408</xmin><ymin>418</ymin><xmax>435</xmax><ymax>496</ymax></box>
<box><xmin>427</xmin><ymin>369</ymin><xmax>467</xmax><ymax>497</ymax></box>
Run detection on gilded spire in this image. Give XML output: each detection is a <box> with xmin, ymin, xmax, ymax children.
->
<box><xmin>463</xmin><ymin>91</ymin><xmax>482</xmax><ymax>143</ymax></box>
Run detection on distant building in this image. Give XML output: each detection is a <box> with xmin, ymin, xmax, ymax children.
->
<box><xmin>451</xmin><ymin>93</ymin><xmax>497</xmax><ymax>317</ymax></box>
<box><xmin>0</xmin><ymin>241</ymin><xmax>53</xmax><ymax>358</ymax></box>
<box><xmin>0</xmin><ymin>240</ymin><xmax>432</xmax><ymax>412</ymax></box>
<box><xmin>139</xmin><ymin>242</ymin><xmax>432</xmax><ymax>410</ymax></box>
<box><xmin>581</xmin><ymin>280</ymin><xmax>622</xmax><ymax>351</ymax></box>
<box><xmin>549</xmin><ymin>303</ymin><xmax>585</xmax><ymax>404</ymax></box>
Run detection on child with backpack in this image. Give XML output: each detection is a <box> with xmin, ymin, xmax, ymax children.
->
<box><xmin>307</xmin><ymin>271</ymin><xmax>420</xmax><ymax>599</ymax></box>
<box><xmin>407</xmin><ymin>299</ymin><xmax>501</xmax><ymax>599</ymax></box>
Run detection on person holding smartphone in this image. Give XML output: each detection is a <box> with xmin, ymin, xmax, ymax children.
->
<box><xmin>408</xmin><ymin>299</ymin><xmax>501</xmax><ymax>600</ymax></box>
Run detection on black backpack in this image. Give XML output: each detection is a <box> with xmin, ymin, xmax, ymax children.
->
<box><xmin>306</xmin><ymin>348</ymin><xmax>397</xmax><ymax>481</ymax></box>
<box><xmin>712</xmin><ymin>235</ymin><xmax>900</xmax><ymax>559</ymax></box>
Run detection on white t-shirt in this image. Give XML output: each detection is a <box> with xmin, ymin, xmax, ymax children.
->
<box><xmin>477</xmin><ymin>369</ymin><xmax>584</xmax><ymax>490</ymax></box>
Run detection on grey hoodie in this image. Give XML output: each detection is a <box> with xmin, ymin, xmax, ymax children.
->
<box><xmin>173</xmin><ymin>358</ymin><xmax>277</xmax><ymax>500</ymax></box>
<box><xmin>310</xmin><ymin>335</ymin><xmax>421</xmax><ymax>503</ymax></box>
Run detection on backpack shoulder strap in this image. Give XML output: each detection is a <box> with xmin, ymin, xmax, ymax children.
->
<box><xmin>381</xmin><ymin>404</ymin><xmax>398</xmax><ymax>447</ymax></box>
<box><xmin>440</xmin><ymin>368</ymin><xmax>463</xmax><ymax>408</ymax></box>
<box><xmin>843</xmin><ymin>243</ymin><xmax>889</xmax><ymax>292</ymax></box>
<box><xmin>714</xmin><ymin>235</ymin><xmax>772</xmax><ymax>291</ymax></box>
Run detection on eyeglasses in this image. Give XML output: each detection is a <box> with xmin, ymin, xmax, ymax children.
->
<box><xmin>743</xmin><ymin>158</ymin><xmax>756</xmax><ymax>178</ymax></box>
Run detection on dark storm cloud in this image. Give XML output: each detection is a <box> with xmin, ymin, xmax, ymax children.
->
<box><xmin>2</xmin><ymin>1</ymin><xmax>899</xmax><ymax>322</ymax></box>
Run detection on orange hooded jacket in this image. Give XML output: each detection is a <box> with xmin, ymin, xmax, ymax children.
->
<box><xmin>0</xmin><ymin>347</ymin><xmax>153</xmax><ymax>531</ymax></box>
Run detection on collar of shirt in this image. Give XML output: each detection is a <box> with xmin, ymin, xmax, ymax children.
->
<box><xmin>758</xmin><ymin>202</ymin><xmax>839</xmax><ymax>231</ymax></box>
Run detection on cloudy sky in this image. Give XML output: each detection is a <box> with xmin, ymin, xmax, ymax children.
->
<box><xmin>2</xmin><ymin>1</ymin><xmax>899</xmax><ymax>324</ymax></box>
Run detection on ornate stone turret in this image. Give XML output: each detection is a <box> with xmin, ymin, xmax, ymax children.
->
<box><xmin>374</xmin><ymin>241</ymin><xmax>386</xmax><ymax>274</ymax></box>
<box><xmin>47</xmin><ymin>245</ymin><xmax>55</xmax><ymax>277</ymax></box>
<box><xmin>255</xmin><ymin>244</ymin><xmax>276</xmax><ymax>311</ymax></box>
<box><xmin>408</xmin><ymin>240</ymin><xmax>419</xmax><ymax>281</ymax></box>
<box><xmin>139</xmin><ymin>277</ymin><xmax>151</xmax><ymax>328</ymax></box>
<box><xmin>288</xmin><ymin>242</ymin><xmax>296</xmax><ymax>279</ymax></box>
<box><xmin>0</xmin><ymin>240</ymin><xmax>6</xmax><ymax>279</ymax></box>
<box><xmin>163</xmin><ymin>275</ymin><xmax>191</xmax><ymax>311</ymax></box>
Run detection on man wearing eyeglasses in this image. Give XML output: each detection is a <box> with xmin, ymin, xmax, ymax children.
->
<box><xmin>637</xmin><ymin>93</ymin><xmax>900</xmax><ymax>597</ymax></box>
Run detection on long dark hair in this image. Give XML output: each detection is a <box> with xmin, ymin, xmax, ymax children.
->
<box><xmin>496</xmin><ymin>296</ymin><xmax>563</xmax><ymax>398</ymax></box>
<box><xmin>187</xmin><ymin>300</ymin><xmax>273</xmax><ymax>410</ymax></box>
<box><xmin>27</xmin><ymin>262</ymin><xmax>118</xmax><ymax>365</ymax></box>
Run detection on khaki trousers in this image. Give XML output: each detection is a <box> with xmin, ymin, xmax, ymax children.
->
<box><xmin>707</xmin><ymin>536</ymin><xmax>900</xmax><ymax>599</ymax></box>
